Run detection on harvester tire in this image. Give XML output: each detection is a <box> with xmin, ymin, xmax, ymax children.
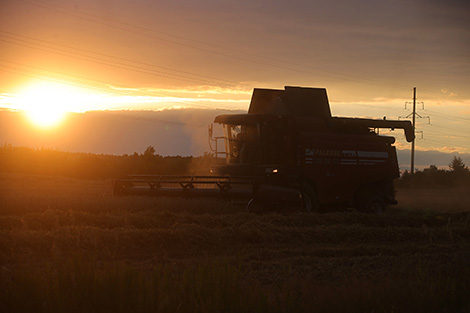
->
<box><xmin>357</xmin><ymin>195</ymin><xmax>385</xmax><ymax>214</ymax></box>
<box><xmin>301</xmin><ymin>182</ymin><xmax>319</xmax><ymax>213</ymax></box>
<box><xmin>369</xmin><ymin>196</ymin><xmax>386</xmax><ymax>214</ymax></box>
<box><xmin>245</xmin><ymin>199</ymin><xmax>264</xmax><ymax>213</ymax></box>
<box><xmin>301</xmin><ymin>193</ymin><xmax>313</xmax><ymax>212</ymax></box>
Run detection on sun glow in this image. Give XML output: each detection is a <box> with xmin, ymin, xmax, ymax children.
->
<box><xmin>15</xmin><ymin>82</ymin><xmax>94</xmax><ymax>128</ymax></box>
<box><xmin>7</xmin><ymin>81</ymin><xmax>253</xmax><ymax>128</ymax></box>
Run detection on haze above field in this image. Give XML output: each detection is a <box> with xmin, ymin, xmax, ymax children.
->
<box><xmin>0</xmin><ymin>0</ymin><xmax>469</xmax><ymax>157</ymax></box>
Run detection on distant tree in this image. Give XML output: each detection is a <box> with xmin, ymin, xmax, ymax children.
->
<box><xmin>428</xmin><ymin>164</ymin><xmax>438</xmax><ymax>171</ymax></box>
<box><xmin>449</xmin><ymin>156</ymin><xmax>468</xmax><ymax>173</ymax></box>
<box><xmin>143</xmin><ymin>145</ymin><xmax>156</xmax><ymax>157</ymax></box>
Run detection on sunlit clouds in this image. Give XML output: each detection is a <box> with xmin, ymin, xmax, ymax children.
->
<box><xmin>2</xmin><ymin>80</ymin><xmax>253</xmax><ymax>119</ymax></box>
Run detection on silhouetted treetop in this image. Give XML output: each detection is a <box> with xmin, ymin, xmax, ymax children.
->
<box><xmin>143</xmin><ymin>146</ymin><xmax>156</xmax><ymax>157</ymax></box>
<box><xmin>449</xmin><ymin>156</ymin><xmax>469</xmax><ymax>173</ymax></box>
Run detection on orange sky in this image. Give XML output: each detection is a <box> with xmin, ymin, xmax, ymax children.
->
<box><xmin>1</xmin><ymin>0</ymin><xmax>469</xmax><ymax>154</ymax></box>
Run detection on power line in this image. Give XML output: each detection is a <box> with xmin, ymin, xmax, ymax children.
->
<box><xmin>7</xmin><ymin>1</ymin><xmax>461</xmax><ymax>108</ymax></box>
<box><xmin>424</xmin><ymin>138</ymin><xmax>468</xmax><ymax>149</ymax></box>
<box><xmin>0</xmin><ymin>60</ymin><xmax>233</xmax><ymax>111</ymax></box>
<box><xmin>18</xmin><ymin>0</ymin><xmax>418</xmax><ymax>91</ymax></box>
<box><xmin>425</xmin><ymin>109</ymin><xmax>470</xmax><ymax>122</ymax></box>
<box><xmin>424</xmin><ymin>123</ymin><xmax>470</xmax><ymax>138</ymax></box>
<box><xmin>21</xmin><ymin>0</ymin><xmax>369</xmax><ymax>83</ymax></box>
<box><xmin>424</xmin><ymin>131</ymin><xmax>470</xmax><ymax>141</ymax></box>
<box><xmin>0</xmin><ymin>61</ymin><xmax>127</xmax><ymax>96</ymax></box>
<box><xmin>0</xmin><ymin>31</ymin><xmax>239</xmax><ymax>88</ymax></box>
<box><xmin>0</xmin><ymin>30</ymin><xmax>243</xmax><ymax>86</ymax></box>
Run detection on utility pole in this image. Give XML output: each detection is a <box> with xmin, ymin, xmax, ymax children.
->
<box><xmin>399</xmin><ymin>87</ymin><xmax>430</xmax><ymax>174</ymax></box>
<box><xmin>410</xmin><ymin>87</ymin><xmax>416</xmax><ymax>174</ymax></box>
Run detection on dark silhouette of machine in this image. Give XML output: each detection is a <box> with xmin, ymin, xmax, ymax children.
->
<box><xmin>114</xmin><ymin>86</ymin><xmax>414</xmax><ymax>213</ymax></box>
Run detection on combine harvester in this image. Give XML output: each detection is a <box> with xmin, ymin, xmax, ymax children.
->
<box><xmin>114</xmin><ymin>86</ymin><xmax>414</xmax><ymax>213</ymax></box>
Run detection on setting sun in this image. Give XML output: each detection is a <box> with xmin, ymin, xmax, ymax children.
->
<box><xmin>14</xmin><ymin>82</ymin><xmax>87</xmax><ymax>128</ymax></box>
<box><xmin>24</xmin><ymin>102</ymin><xmax>67</xmax><ymax>128</ymax></box>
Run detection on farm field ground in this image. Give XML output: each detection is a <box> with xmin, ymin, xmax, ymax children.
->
<box><xmin>1</xmin><ymin>172</ymin><xmax>469</xmax><ymax>312</ymax></box>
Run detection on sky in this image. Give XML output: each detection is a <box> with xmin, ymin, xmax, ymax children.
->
<box><xmin>1</xmin><ymin>0</ymin><xmax>469</xmax><ymax>157</ymax></box>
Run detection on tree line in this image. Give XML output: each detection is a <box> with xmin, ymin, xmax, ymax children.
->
<box><xmin>1</xmin><ymin>145</ymin><xmax>469</xmax><ymax>187</ymax></box>
<box><xmin>0</xmin><ymin>145</ymin><xmax>212</xmax><ymax>179</ymax></box>
<box><xmin>396</xmin><ymin>156</ymin><xmax>470</xmax><ymax>188</ymax></box>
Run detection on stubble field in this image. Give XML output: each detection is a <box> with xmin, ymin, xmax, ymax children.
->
<box><xmin>1</xmin><ymin>172</ymin><xmax>469</xmax><ymax>312</ymax></box>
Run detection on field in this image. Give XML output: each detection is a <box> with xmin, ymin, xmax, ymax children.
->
<box><xmin>1</xmin><ymin>172</ymin><xmax>470</xmax><ymax>312</ymax></box>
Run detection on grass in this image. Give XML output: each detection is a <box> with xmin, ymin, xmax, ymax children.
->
<box><xmin>1</xmin><ymin>260</ymin><xmax>272</xmax><ymax>313</ymax></box>
<box><xmin>1</xmin><ymin>172</ymin><xmax>470</xmax><ymax>312</ymax></box>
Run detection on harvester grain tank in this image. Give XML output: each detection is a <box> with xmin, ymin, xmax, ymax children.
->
<box><xmin>114</xmin><ymin>86</ymin><xmax>414</xmax><ymax>213</ymax></box>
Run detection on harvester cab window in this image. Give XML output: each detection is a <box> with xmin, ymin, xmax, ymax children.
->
<box><xmin>224</xmin><ymin>120</ymin><xmax>289</xmax><ymax>165</ymax></box>
<box><xmin>224</xmin><ymin>124</ymin><xmax>259</xmax><ymax>164</ymax></box>
<box><xmin>226</xmin><ymin>125</ymin><xmax>241</xmax><ymax>163</ymax></box>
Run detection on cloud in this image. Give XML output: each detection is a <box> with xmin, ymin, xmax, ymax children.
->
<box><xmin>0</xmin><ymin>85</ymin><xmax>253</xmax><ymax>113</ymax></box>
<box><xmin>437</xmin><ymin>147</ymin><xmax>460</xmax><ymax>153</ymax></box>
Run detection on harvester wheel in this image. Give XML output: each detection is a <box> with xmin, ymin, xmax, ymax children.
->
<box><xmin>369</xmin><ymin>197</ymin><xmax>386</xmax><ymax>214</ymax></box>
<box><xmin>301</xmin><ymin>193</ymin><xmax>313</xmax><ymax>212</ymax></box>
<box><xmin>301</xmin><ymin>182</ymin><xmax>319</xmax><ymax>213</ymax></box>
<box><xmin>245</xmin><ymin>199</ymin><xmax>264</xmax><ymax>213</ymax></box>
<box><xmin>357</xmin><ymin>195</ymin><xmax>385</xmax><ymax>214</ymax></box>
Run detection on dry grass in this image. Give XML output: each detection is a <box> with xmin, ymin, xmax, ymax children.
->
<box><xmin>1</xmin><ymin>173</ymin><xmax>469</xmax><ymax>312</ymax></box>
